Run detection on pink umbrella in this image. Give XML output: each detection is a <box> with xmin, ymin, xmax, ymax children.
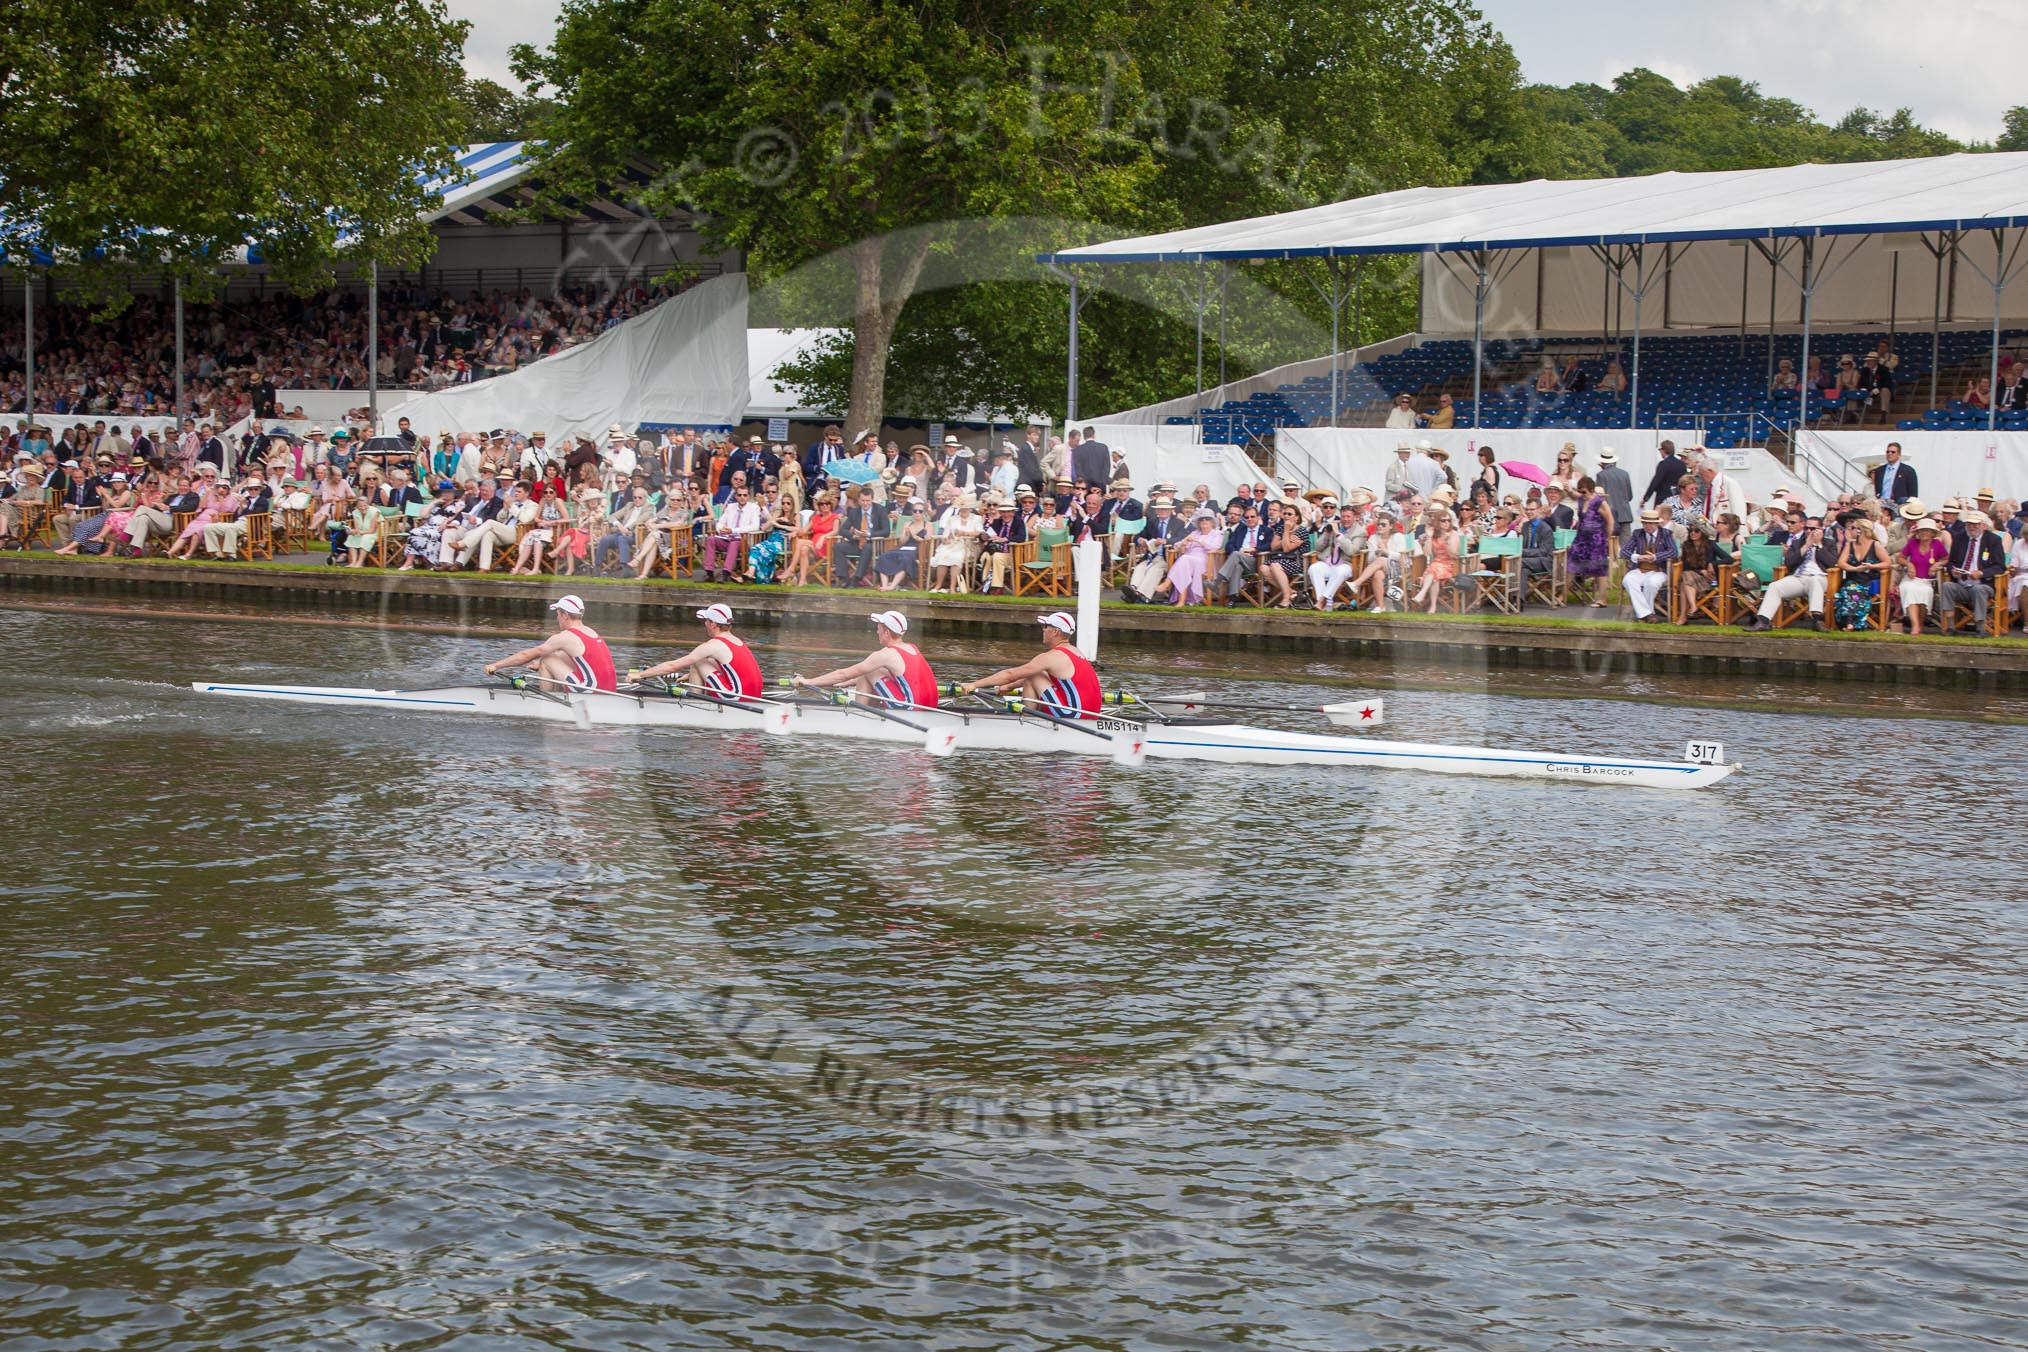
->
<box><xmin>1499</xmin><ymin>459</ymin><xmax>1551</xmax><ymax>486</ymax></box>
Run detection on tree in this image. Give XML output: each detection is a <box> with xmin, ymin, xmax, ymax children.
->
<box><xmin>453</xmin><ymin>76</ymin><xmax>556</xmax><ymax>143</ymax></box>
<box><xmin>2001</xmin><ymin>107</ymin><xmax>2028</xmax><ymax>152</ymax></box>
<box><xmin>516</xmin><ymin>0</ymin><xmax>1225</xmax><ymax>433</ymax></box>
<box><xmin>0</xmin><ymin>0</ymin><xmax>469</xmax><ymax>298</ymax></box>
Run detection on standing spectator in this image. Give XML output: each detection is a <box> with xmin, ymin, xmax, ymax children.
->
<box><xmin>1595</xmin><ymin>449</ymin><xmax>1634</xmax><ymax>543</ymax></box>
<box><xmin>1870</xmin><ymin>442</ymin><xmax>1917</xmax><ymax>504</ymax></box>
<box><xmin>1641</xmin><ymin>439</ymin><xmax>1686</xmax><ymax>507</ymax></box>
<box><xmin>1566</xmin><ymin>476</ymin><xmax>1613</xmax><ymax>606</ymax></box>
<box><xmin>1070</xmin><ymin>426</ymin><xmax>1109</xmax><ymax>489</ymax></box>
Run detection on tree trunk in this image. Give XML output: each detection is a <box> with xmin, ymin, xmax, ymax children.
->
<box><xmin>846</xmin><ymin>234</ymin><xmax>933</xmax><ymax>439</ymax></box>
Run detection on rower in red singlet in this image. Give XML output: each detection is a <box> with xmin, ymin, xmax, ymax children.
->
<box><xmin>629</xmin><ymin>602</ymin><xmax>764</xmax><ymax>698</ymax></box>
<box><xmin>956</xmin><ymin>610</ymin><xmax>1100</xmax><ymax>718</ymax></box>
<box><xmin>482</xmin><ymin>594</ymin><xmax>618</xmax><ymax>692</ymax></box>
<box><xmin>792</xmin><ymin>610</ymin><xmax>938</xmax><ymax>709</ymax></box>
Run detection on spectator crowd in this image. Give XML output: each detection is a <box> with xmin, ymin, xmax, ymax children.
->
<box><xmin>0</xmin><ymin>281</ymin><xmax>678</xmax><ymax>424</ymax></box>
<box><xmin>2</xmin><ymin>414</ymin><xmax>2023</xmax><ymax>640</ymax></box>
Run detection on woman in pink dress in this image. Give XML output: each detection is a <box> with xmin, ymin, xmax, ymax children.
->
<box><xmin>165</xmin><ymin>483</ymin><xmax>237</xmax><ymax>559</ymax></box>
<box><xmin>1161</xmin><ymin>510</ymin><xmax>1222</xmax><ymax>605</ymax></box>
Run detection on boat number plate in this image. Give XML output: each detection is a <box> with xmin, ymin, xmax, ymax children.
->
<box><xmin>1096</xmin><ymin>717</ymin><xmax>1140</xmax><ymax>734</ymax></box>
<box><xmin>1685</xmin><ymin>739</ymin><xmax>1725</xmax><ymax>765</ymax></box>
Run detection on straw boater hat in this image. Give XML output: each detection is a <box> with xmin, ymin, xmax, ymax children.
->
<box><xmin>1913</xmin><ymin>517</ymin><xmax>1941</xmax><ymax>535</ymax></box>
<box><xmin>1429</xmin><ymin>448</ymin><xmax>1450</xmax><ymax>461</ymax></box>
<box><xmin>1640</xmin><ymin>507</ymin><xmax>1661</xmax><ymax>524</ymax></box>
<box><xmin>1597</xmin><ymin>449</ymin><xmax>1619</xmax><ymax>464</ymax></box>
<box><xmin>1017</xmin><ymin>485</ymin><xmax>1038</xmax><ymax>501</ymax></box>
<box><xmin>1150</xmin><ymin>493</ymin><xmax>1176</xmax><ymax>509</ymax></box>
<box><xmin>1964</xmin><ymin>509</ymin><xmax>1991</xmax><ymax>527</ymax></box>
<box><xmin>1303</xmin><ymin>487</ymin><xmax>1331</xmax><ymax>503</ymax></box>
<box><xmin>1899</xmin><ymin>499</ymin><xmax>1927</xmax><ymax>520</ymax></box>
<box><xmin>1347</xmin><ymin>488</ymin><xmax>1375</xmax><ymax>506</ymax></box>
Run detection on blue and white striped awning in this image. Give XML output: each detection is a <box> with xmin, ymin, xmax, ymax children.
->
<box><xmin>426</xmin><ymin>142</ymin><xmax>534</xmax><ymax>223</ymax></box>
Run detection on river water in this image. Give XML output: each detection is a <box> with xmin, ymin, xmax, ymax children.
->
<box><xmin>3</xmin><ymin>601</ymin><xmax>2024</xmax><ymax>1350</ymax></box>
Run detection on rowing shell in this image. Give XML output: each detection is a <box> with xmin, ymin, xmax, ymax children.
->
<box><xmin>191</xmin><ymin>682</ymin><xmax>1737</xmax><ymax>789</ymax></box>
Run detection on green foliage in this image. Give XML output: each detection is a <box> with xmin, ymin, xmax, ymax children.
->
<box><xmin>0</xmin><ymin>0</ymin><xmax>470</xmax><ymax>301</ymax></box>
<box><xmin>520</xmin><ymin>0</ymin><xmax>1978</xmax><ymax>423</ymax></box>
<box><xmin>453</xmin><ymin>77</ymin><xmax>556</xmax><ymax>143</ymax></box>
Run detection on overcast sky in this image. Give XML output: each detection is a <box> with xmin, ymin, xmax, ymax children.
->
<box><xmin>449</xmin><ymin>0</ymin><xmax>2016</xmax><ymax>143</ymax></box>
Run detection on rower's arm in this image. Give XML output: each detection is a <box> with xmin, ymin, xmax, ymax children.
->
<box><xmin>960</xmin><ymin>653</ymin><xmax>1051</xmax><ymax>693</ymax></box>
<box><xmin>636</xmin><ymin>638</ymin><xmax>719</xmax><ymax>681</ymax></box>
<box><xmin>484</xmin><ymin>633</ymin><xmax>564</xmax><ymax>675</ymax></box>
<box><xmin>795</xmin><ymin>651</ymin><xmax>890</xmax><ymax>688</ymax></box>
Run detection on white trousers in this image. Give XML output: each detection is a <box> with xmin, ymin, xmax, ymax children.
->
<box><xmin>1624</xmin><ymin>567</ymin><xmax>1669</xmax><ymax>618</ymax></box>
<box><xmin>1758</xmin><ymin>571</ymin><xmax>1825</xmax><ymax>620</ymax></box>
<box><xmin>1308</xmin><ymin>560</ymin><xmax>1354</xmax><ymax>605</ymax></box>
<box><xmin>454</xmin><ymin>520</ymin><xmax>516</xmax><ymax>568</ymax></box>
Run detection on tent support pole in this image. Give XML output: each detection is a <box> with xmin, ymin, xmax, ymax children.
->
<box><xmin>1217</xmin><ymin>263</ymin><xmax>1229</xmax><ymax>390</ymax></box>
<box><xmin>1193</xmin><ymin>262</ymin><xmax>1206</xmax><ymax>408</ymax></box>
<box><xmin>1042</xmin><ymin>263</ymin><xmax>1086</xmax><ymax>425</ymax></box>
<box><xmin>1931</xmin><ymin>233</ymin><xmax>1947</xmax><ymax>412</ymax></box>
<box><xmin>1888</xmin><ymin>252</ymin><xmax>1898</xmax><ymax>350</ymax></box>
<box><xmin>1989</xmin><ymin>230</ymin><xmax>2003</xmax><ymax>433</ymax></box>
<box><xmin>1629</xmin><ymin>246</ymin><xmax>1643</xmax><ymax>433</ymax></box>
<box><xmin>1797</xmin><ymin>238</ymin><xmax>1815</xmax><ymax>446</ymax></box>
<box><xmin>368</xmin><ymin>262</ymin><xmax>380</xmax><ymax>426</ymax></box>
<box><xmin>1327</xmin><ymin>257</ymin><xmax>1344</xmax><ymax>427</ymax></box>
<box><xmin>1351</xmin><ymin>256</ymin><xmax>1365</xmax><ymax>361</ymax></box>
<box><xmin>23</xmin><ymin>272</ymin><xmax>33</xmax><ymax>421</ymax></box>
<box><xmin>1767</xmin><ymin>243</ymin><xmax>1778</xmax><ymax>392</ymax></box>
<box><xmin>174</xmin><ymin>277</ymin><xmax>185</xmax><ymax>423</ymax></box>
<box><xmin>1471</xmin><ymin>251</ymin><xmax>1488</xmax><ymax>431</ymax></box>
<box><xmin>1738</xmin><ymin>246</ymin><xmax>1749</xmax><ymax>361</ymax></box>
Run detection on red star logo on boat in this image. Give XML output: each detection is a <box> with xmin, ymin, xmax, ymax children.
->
<box><xmin>1359</xmin><ymin>706</ymin><xmax>1376</xmax><ymax>720</ymax></box>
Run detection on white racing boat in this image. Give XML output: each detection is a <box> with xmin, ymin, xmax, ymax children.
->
<box><xmin>190</xmin><ymin>680</ymin><xmax>1739</xmax><ymax>789</ymax></box>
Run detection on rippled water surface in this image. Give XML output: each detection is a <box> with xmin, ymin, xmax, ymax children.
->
<box><xmin>3</xmin><ymin>601</ymin><xmax>2025</xmax><ymax>1350</ymax></box>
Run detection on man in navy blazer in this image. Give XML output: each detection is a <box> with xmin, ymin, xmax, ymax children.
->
<box><xmin>1870</xmin><ymin>443</ymin><xmax>1918</xmax><ymax>504</ymax></box>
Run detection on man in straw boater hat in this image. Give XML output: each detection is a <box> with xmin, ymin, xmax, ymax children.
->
<box><xmin>793</xmin><ymin>610</ymin><xmax>939</xmax><ymax>710</ymax></box>
<box><xmin>1620</xmin><ymin>507</ymin><xmax>1679</xmax><ymax>622</ymax></box>
<box><xmin>1939</xmin><ymin>509</ymin><xmax>2007</xmax><ymax>637</ymax></box>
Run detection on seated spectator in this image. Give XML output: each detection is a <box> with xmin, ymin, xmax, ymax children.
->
<box><xmin>781</xmin><ymin>490</ymin><xmax>839</xmax><ymax>586</ymax></box>
<box><xmin>1963</xmin><ymin>375</ymin><xmax>1992</xmax><ymax>409</ymax></box>
<box><xmin>1770</xmin><ymin>358</ymin><xmax>1798</xmax><ymax>393</ymax></box>
<box><xmin>1742</xmin><ymin>514</ymin><xmax>1835</xmax><ymax>631</ymax></box>
<box><xmin>1596</xmin><ymin>357</ymin><xmax>1627</xmax><ymax>394</ymax></box>
<box><xmin>1425</xmin><ymin>393</ymin><xmax>1456</xmax><ymax>429</ymax></box>
<box><xmin>1533</xmin><ymin>360</ymin><xmax>1561</xmax><ymax>395</ymax></box>
<box><xmin>1940</xmin><ymin>509</ymin><xmax>2006</xmax><ymax>636</ymax></box>
<box><xmin>1384</xmin><ymin>394</ymin><xmax>1419</xmax><ymax>429</ymax></box>
<box><xmin>1620</xmin><ymin>508</ymin><xmax>1677</xmax><ymax>622</ymax></box>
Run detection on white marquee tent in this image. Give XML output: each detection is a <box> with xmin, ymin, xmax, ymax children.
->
<box><xmin>1043</xmin><ymin>152</ymin><xmax>2028</xmax><ymax>435</ymax></box>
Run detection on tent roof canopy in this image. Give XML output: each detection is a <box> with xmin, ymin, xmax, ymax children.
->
<box><xmin>1042</xmin><ymin>152</ymin><xmax>2028</xmax><ymax>264</ymax></box>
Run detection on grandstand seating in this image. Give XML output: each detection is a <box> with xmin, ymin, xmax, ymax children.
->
<box><xmin>1169</xmin><ymin>329</ymin><xmax>2028</xmax><ymax>448</ymax></box>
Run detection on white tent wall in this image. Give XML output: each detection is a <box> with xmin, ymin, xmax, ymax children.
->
<box><xmin>377</xmin><ymin>274</ymin><xmax>750</xmax><ymax>442</ymax></box>
<box><xmin>1091</xmin><ymin>424</ymin><xmax>1272</xmax><ymax>501</ymax></box>
<box><xmin>1420</xmin><ymin>233</ymin><xmax>2028</xmax><ymax>335</ymax></box>
<box><xmin>1809</xmin><ymin>430</ymin><xmax>2028</xmax><ymax>501</ymax></box>
<box><xmin>1277</xmin><ymin>426</ymin><xmax>1826</xmax><ymax>512</ymax></box>
<box><xmin>1089</xmin><ymin>331</ymin><xmax>1423</xmax><ymax>425</ymax></box>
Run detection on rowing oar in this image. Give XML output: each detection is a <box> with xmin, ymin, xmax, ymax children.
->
<box><xmin>775</xmin><ymin>679</ymin><xmax>959</xmax><ymax>758</ymax></box>
<box><xmin>949</xmin><ymin>686</ymin><xmax>1147</xmax><ymax>768</ymax></box>
<box><xmin>492</xmin><ymin>671</ymin><xmax>594</xmax><ymax>730</ymax></box>
<box><xmin>619</xmin><ymin>675</ymin><xmax>794</xmax><ymax>736</ymax></box>
<box><xmin>1111</xmin><ymin>689</ymin><xmax>1386</xmax><ymax>729</ymax></box>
